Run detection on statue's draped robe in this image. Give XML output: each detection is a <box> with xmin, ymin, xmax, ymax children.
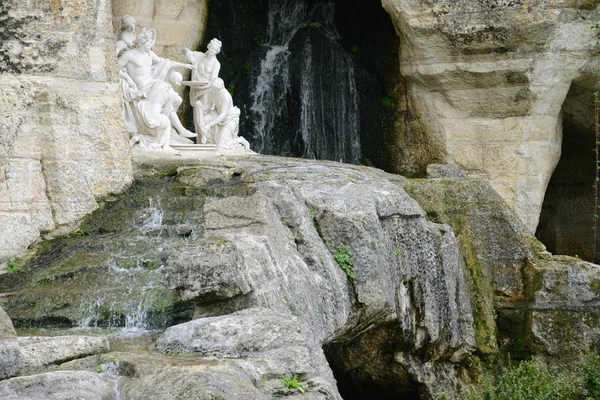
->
<box><xmin>120</xmin><ymin>55</ymin><xmax>192</xmax><ymax>149</ymax></box>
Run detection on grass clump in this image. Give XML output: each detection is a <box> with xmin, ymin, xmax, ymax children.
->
<box><xmin>333</xmin><ymin>245</ymin><xmax>355</xmax><ymax>281</ymax></box>
<box><xmin>283</xmin><ymin>375</ymin><xmax>307</xmax><ymax>393</ymax></box>
<box><xmin>6</xmin><ymin>258</ymin><xmax>23</xmax><ymax>274</ymax></box>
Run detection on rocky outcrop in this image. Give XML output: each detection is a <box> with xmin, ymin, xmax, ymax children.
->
<box><xmin>0</xmin><ymin>307</ymin><xmax>16</xmax><ymax>338</ymax></box>
<box><xmin>382</xmin><ymin>0</ymin><xmax>596</xmax><ymax>232</ymax></box>
<box><xmin>0</xmin><ymin>305</ymin><xmax>109</xmax><ymax>387</ymax></box>
<box><xmin>16</xmin><ymin>336</ymin><xmax>109</xmax><ymax>375</ymax></box>
<box><xmin>3</xmin><ymin>155</ymin><xmax>600</xmax><ymax>398</ymax></box>
<box><xmin>0</xmin><ymin>0</ymin><xmax>133</xmax><ymax>264</ymax></box>
<box><xmin>0</xmin><ymin>371</ymin><xmax>114</xmax><ymax>400</ymax></box>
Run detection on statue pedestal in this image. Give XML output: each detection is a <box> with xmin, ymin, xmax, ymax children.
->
<box><xmin>170</xmin><ymin>144</ymin><xmax>218</xmax><ymax>152</ymax></box>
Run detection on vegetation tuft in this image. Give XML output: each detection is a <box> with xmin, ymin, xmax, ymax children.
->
<box><xmin>333</xmin><ymin>245</ymin><xmax>355</xmax><ymax>281</ymax></box>
<box><xmin>6</xmin><ymin>258</ymin><xmax>23</xmax><ymax>274</ymax></box>
<box><xmin>464</xmin><ymin>349</ymin><xmax>600</xmax><ymax>400</ymax></box>
<box><xmin>282</xmin><ymin>375</ymin><xmax>307</xmax><ymax>393</ymax></box>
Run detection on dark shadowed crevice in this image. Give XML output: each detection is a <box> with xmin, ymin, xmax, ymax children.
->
<box><xmin>323</xmin><ymin>322</ymin><xmax>423</xmax><ymax>400</ymax></box>
<box><xmin>536</xmin><ymin>72</ymin><xmax>596</xmax><ymax>262</ymax></box>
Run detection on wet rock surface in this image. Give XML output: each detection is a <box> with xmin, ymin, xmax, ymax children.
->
<box><xmin>1</xmin><ymin>155</ymin><xmax>600</xmax><ymax>398</ymax></box>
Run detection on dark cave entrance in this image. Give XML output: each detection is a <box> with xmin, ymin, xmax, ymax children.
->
<box><xmin>536</xmin><ymin>72</ymin><xmax>597</xmax><ymax>262</ymax></box>
<box><xmin>323</xmin><ymin>323</ymin><xmax>423</xmax><ymax>400</ymax></box>
<box><xmin>200</xmin><ymin>0</ymin><xmax>404</xmax><ymax>171</ymax></box>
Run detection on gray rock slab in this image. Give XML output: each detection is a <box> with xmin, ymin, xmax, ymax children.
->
<box><xmin>0</xmin><ymin>307</ymin><xmax>16</xmax><ymax>338</ymax></box>
<box><xmin>0</xmin><ymin>370</ymin><xmax>114</xmax><ymax>400</ymax></box>
<box><xmin>17</xmin><ymin>336</ymin><xmax>109</xmax><ymax>374</ymax></box>
<box><xmin>0</xmin><ymin>339</ymin><xmax>20</xmax><ymax>381</ymax></box>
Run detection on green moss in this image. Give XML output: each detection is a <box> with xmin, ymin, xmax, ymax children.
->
<box><xmin>159</xmin><ymin>166</ymin><xmax>179</xmax><ymax>177</ymax></box>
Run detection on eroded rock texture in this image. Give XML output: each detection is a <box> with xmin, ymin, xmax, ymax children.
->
<box><xmin>382</xmin><ymin>0</ymin><xmax>596</xmax><ymax>232</ymax></box>
<box><xmin>3</xmin><ymin>156</ymin><xmax>600</xmax><ymax>398</ymax></box>
<box><xmin>0</xmin><ymin>0</ymin><xmax>132</xmax><ymax>263</ymax></box>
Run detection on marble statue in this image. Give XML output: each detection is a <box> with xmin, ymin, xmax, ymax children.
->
<box><xmin>117</xmin><ymin>27</ymin><xmax>196</xmax><ymax>151</ymax></box>
<box><xmin>115</xmin><ymin>15</ymin><xmax>137</xmax><ymax>57</ymax></box>
<box><xmin>199</xmin><ymin>78</ymin><xmax>250</xmax><ymax>150</ymax></box>
<box><xmin>183</xmin><ymin>38</ymin><xmax>222</xmax><ymax>135</ymax></box>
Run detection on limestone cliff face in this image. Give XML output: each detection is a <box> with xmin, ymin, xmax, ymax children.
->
<box><xmin>382</xmin><ymin>0</ymin><xmax>596</xmax><ymax>232</ymax></box>
<box><xmin>0</xmin><ymin>0</ymin><xmax>132</xmax><ymax>263</ymax></box>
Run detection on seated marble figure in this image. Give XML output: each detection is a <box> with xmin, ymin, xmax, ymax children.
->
<box><xmin>198</xmin><ymin>78</ymin><xmax>250</xmax><ymax>150</ymax></box>
<box><xmin>118</xmin><ymin>27</ymin><xmax>195</xmax><ymax>151</ymax></box>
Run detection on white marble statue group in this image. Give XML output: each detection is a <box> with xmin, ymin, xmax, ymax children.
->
<box><xmin>115</xmin><ymin>15</ymin><xmax>250</xmax><ymax>152</ymax></box>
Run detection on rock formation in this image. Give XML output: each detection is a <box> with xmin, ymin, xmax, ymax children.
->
<box><xmin>382</xmin><ymin>0</ymin><xmax>596</xmax><ymax>232</ymax></box>
<box><xmin>1</xmin><ymin>155</ymin><xmax>599</xmax><ymax>398</ymax></box>
<box><xmin>0</xmin><ymin>0</ymin><xmax>132</xmax><ymax>263</ymax></box>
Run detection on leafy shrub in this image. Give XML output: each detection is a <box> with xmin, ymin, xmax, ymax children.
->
<box><xmin>467</xmin><ymin>349</ymin><xmax>600</xmax><ymax>400</ymax></box>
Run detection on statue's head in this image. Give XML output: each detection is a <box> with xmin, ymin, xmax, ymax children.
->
<box><xmin>207</xmin><ymin>38</ymin><xmax>222</xmax><ymax>55</ymax></box>
<box><xmin>121</xmin><ymin>15</ymin><xmax>136</xmax><ymax>30</ymax></box>
<box><xmin>211</xmin><ymin>77</ymin><xmax>225</xmax><ymax>90</ymax></box>
<box><xmin>134</xmin><ymin>28</ymin><xmax>155</xmax><ymax>50</ymax></box>
<box><xmin>169</xmin><ymin>71</ymin><xmax>183</xmax><ymax>86</ymax></box>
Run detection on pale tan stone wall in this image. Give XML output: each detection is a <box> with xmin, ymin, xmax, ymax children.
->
<box><xmin>382</xmin><ymin>0</ymin><xmax>596</xmax><ymax>232</ymax></box>
<box><xmin>0</xmin><ymin>0</ymin><xmax>133</xmax><ymax>264</ymax></box>
<box><xmin>111</xmin><ymin>0</ymin><xmax>208</xmax><ymax>67</ymax></box>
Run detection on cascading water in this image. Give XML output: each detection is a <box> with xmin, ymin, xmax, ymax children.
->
<box><xmin>76</xmin><ymin>259</ymin><xmax>168</xmax><ymax>334</ymax></box>
<box><xmin>250</xmin><ymin>0</ymin><xmax>360</xmax><ymax>164</ymax></box>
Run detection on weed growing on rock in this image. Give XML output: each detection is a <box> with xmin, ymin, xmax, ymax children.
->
<box><xmin>282</xmin><ymin>375</ymin><xmax>306</xmax><ymax>393</ymax></box>
<box><xmin>6</xmin><ymin>258</ymin><xmax>22</xmax><ymax>273</ymax></box>
<box><xmin>333</xmin><ymin>245</ymin><xmax>355</xmax><ymax>281</ymax></box>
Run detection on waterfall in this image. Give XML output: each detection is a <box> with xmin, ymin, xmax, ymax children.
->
<box><xmin>76</xmin><ymin>258</ymin><xmax>167</xmax><ymax>334</ymax></box>
<box><xmin>251</xmin><ymin>0</ymin><xmax>308</xmax><ymax>153</ymax></box>
<box><xmin>143</xmin><ymin>197</ymin><xmax>163</xmax><ymax>228</ymax></box>
<box><xmin>249</xmin><ymin>0</ymin><xmax>360</xmax><ymax>164</ymax></box>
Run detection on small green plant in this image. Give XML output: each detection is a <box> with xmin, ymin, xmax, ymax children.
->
<box><xmin>308</xmin><ymin>210</ymin><xmax>317</xmax><ymax>219</ymax></box>
<box><xmin>96</xmin><ymin>364</ymin><xmax>106</xmax><ymax>374</ymax></box>
<box><xmin>244</xmin><ymin>60</ymin><xmax>251</xmax><ymax>72</ymax></box>
<box><xmin>227</xmin><ymin>83</ymin><xmax>235</xmax><ymax>97</ymax></box>
<box><xmin>381</xmin><ymin>96</ymin><xmax>395</xmax><ymax>109</ymax></box>
<box><xmin>6</xmin><ymin>258</ymin><xmax>22</xmax><ymax>273</ymax></box>
<box><xmin>371</xmin><ymin>240</ymin><xmax>376</xmax><ymax>247</ymax></box>
<box><xmin>283</xmin><ymin>375</ymin><xmax>307</xmax><ymax>393</ymax></box>
<box><xmin>281</xmin><ymin>217</ymin><xmax>293</xmax><ymax>228</ymax></box>
<box><xmin>395</xmin><ymin>247</ymin><xmax>402</xmax><ymax>258</ymax></box>
<box><xmin>333</xmin><ymin>245</ymin><xmax>355</xmax><ymax>281</ymax></box>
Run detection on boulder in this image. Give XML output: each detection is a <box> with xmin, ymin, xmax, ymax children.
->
<box><xmin>0</xmin><ymin>306</ymin><xmax>16</xmax><ymax>338</ymax></box>
<box><xmin>0</xmin><ymin>371</ymin><xmax>114</xmax><ymax>400</ymax></box>
<box><xmin>17</xmin><ymin>336</ymin><xmax>109</xmax><ymax>375</ymax></box>
<box><xmin>0</xmin><ymin>339</ymin><xmax>20</xmax><ymax>381</ymax></box>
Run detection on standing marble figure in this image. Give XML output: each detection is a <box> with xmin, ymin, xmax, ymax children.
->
<box><xmin>183</xmin><ymin>38</ymin><xmax>222</xmax><ymax>139</ymax></box>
